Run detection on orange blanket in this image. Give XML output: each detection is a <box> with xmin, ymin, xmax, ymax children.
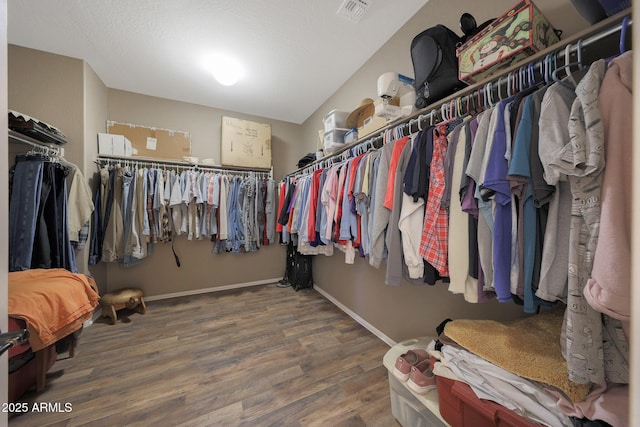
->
<box><xmin>8</xmin><ymin>268</ymin><xmax>100</xmax><ymax>352</ymax></box>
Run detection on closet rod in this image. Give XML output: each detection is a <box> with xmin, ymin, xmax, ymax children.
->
<box><xmin>9</xmin><ymin>130</ymin><xmax>62</xmax><ymax>156</ymax></box>
<box><xmin>287</xmin><ymin>10</ymin><xmax>631</xmax><ymax>178</ymax></box>
<box><xmin>96</xmin><ymin>155</ymin><xmax>273</xmax><ymax>178</ymax></box>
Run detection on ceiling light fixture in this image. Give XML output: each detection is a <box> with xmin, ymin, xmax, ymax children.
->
<box><xmin>203</xmin><ymin>53</ymin><xmax>245</xmax><ymax>86</ymax></box>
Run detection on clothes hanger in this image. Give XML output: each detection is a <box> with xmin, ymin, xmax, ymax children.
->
<box><xmin>474</xmin><ymin>88</ymin><xmax>482</xmax><ymax>113</ymax></box>
<box><xmin>563</xmin><ymin>42</ymin><xmax>575</xmax><ymax>84</ymax></box>
<box><xmin>460</xmin><ymin>94</ymin><xmax>469</xmax><ymax>115</ymax></box>
<box><xmin>496</xmin><ymin>76</ymin><xmax>506</xmax><ymax>101</ymax></box>
<box><xmin>471</xmin><ymin>91</ymin><xmax>482</xmax><ymax>115</ymax></box>
<box><xmin>451</xmin><ymin>99</ymin><xmax>457</xmax><ymax>118</ymax></box>
<box><xmin>507</xmin><ymin>73</ymin><xmax>515</xmax><ymax>98</ymax></box>
<box><xmin>508</xmin><ymin>70</ymin><xmax>517</xmax><ymax>95</ymax></box>
<box><xmin>483</xmin><ymin>82</ymin><xmax>494</xmax><ymax>109</ymax></box>
<box><xmin>619</xmin><ymin>16</ymin><xmax>630</xmax><ymax>54</ymax></box>
<box><xmin>440</xmin><ymin>103</ymin><xmax>450</xmax><ymax>123</ymax></box>
<box><xmin>413</xmin><ymin>115</ymin><xmax>421</xmax><ymax>132</ymax></box>
<box><xmin>552</xmin><ymin>40</ymin><xmax>584</xmax><ymax>85</ymax></box>
<box><xmin>407</xmin><ymin>118</ymin><xmax>416</xmax><ymax>135</ymax></box>
<box><xmin>528</xmin><ymin>63</ymin><xmax>537</xmax><ymax>87</ymax></box>
<box><xmin>517</xmin><ymin>66</ymin><xmax>525</xmax><ymax>91</ymax></box>
<box><xmin>542</xmin><ymin>54</ymin><xmax>551</xmax><ymax>84</ymax></box>
<box><xmin>537</xmin><ymin>59</ymin><xmax>546</xmax><ymax>85</ymax></box>
<box><xmin>605</xmin><ymin>16</ymin><xmax>631</xmax><ymax>62</ymax></box>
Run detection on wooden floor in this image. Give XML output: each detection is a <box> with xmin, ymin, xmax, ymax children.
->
<box><xmin>9</xmin><ymin>284</ymin><xmax>400</xmax><ymax>427</ymax></box>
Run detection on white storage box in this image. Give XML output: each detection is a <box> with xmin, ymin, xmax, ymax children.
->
<box><xmin>323</xmin><ymin>110</ymin><xmax>349</xmax><ymax>132</ymax></box>
<box><xmin>98</xmin><ymin>133</ymin><xmax>113</xmax><ymax>155</ymax></box>
<box><xmin>98</xmin><ymin>133</ymin><xmax>132</xmax><ymax>156</ymax></box>
<box><xmin>383</xmin><ymin>338</ymin><xmax>447</xmax><ymax>427</ymax></box>
<box><xmin>323</xmin><ymin>128</ymin><xmax>349</xmax><ymax>153</ymax></box>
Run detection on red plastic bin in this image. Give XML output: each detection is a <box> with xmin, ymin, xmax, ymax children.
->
<box><xmin>436</xmin><ymin>374</ymin><xmax>542</xmax><ymax>427</ymax></box>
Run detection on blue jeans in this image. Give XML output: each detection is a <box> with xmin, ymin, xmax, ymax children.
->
<box><xmin>9</xmin><ymin>157</ymin><xmax>44</xmax><ymax>271</ymax></box>
<box><xmin>36</xmin><ymin>162</ymin><xmax>76</xmax><ymax>272</ymax></box>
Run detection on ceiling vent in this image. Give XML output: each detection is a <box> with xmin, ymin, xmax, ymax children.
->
<box><xmin>337</xmin><ymin>0</ymin><xmax>373</xmax><ymax>23</ymax></box>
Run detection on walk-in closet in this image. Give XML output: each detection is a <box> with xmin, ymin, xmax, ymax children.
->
<box><xmin>1</xmin><ymin>0</ymin><xmax>637</xmax><ymax>426</ymax></box>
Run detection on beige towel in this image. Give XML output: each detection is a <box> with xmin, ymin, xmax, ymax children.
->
<box><xmin>444</xmin><ymin>307</ymin><xmax>591</xmax><ymax>402</ymax></box>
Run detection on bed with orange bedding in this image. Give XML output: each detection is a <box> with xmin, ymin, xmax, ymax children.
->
<box><xmin>7</xmin><ymin>268</ymin><xmax>100</xmax><ymax>401</ymax></box>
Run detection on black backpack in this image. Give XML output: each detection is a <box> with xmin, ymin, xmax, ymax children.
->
<box><xmin>411</xmin><ymin>14</ymin><xmax>493</xmax><ymax>109</ymax></box>
<box><xmin>281</xmin><ymin>241</ymin><xmax>313</xmax><ymax>291</ymax></box>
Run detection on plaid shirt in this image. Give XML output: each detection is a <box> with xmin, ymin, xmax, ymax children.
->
<box><xmin>419</xmin><ymin>124</ymin><xmax>449</xmax><ymax>276</ymax></box>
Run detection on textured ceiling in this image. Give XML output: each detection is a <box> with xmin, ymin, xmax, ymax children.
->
<box><xmin>7</xmin><ymin>0</ymin><xmax>429</xmax><ymax>124</ymax></box>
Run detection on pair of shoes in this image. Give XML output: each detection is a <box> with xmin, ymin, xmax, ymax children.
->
<box><xmin>407</xmin><ymin>359</ymin><xmax>436</xmax><ymax>395</ymax></box>
<box><xmin>393</xmin><ymin>349</ymin><xmax>429</xmax><ymax>381</ymax></box>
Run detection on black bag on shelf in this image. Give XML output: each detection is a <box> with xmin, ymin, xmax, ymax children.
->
<box><xmin>297</xmin><ymin>152</ymin><xmax>316</xmax><ymax>169</ymax></box>
<box><xmin>280</xmin><ymin>241</ymin><xmax>313</xmax><ymax>291</ymax></box>
<box><xmin>411</xmin><ymin>13</ymin><xmax>494</xmax><ymax>109</ymax></box>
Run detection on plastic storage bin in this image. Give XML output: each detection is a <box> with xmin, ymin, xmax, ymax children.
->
<box><xmin>344</xmin><ymin>128</ymin><xmax>358</xmax><ymax>144</ymax></box>
<box><xmin>323</xmin><ymin>110</ymin><xmax>349</xmax><ymax>132</ymax></box>
<box><xmin>323</xmin><ymin>128</ymin><xmax>349</xmax><ymax>152</ymax></box>
<box><xmin>436</xmin><ymin>371</ymin><xmax>540</xmax><ymax>427</ymax></box>
<box><xmin>383</xmin><ymin>338</ymin><xmax>448</xmax><ymax>427</ymax></box>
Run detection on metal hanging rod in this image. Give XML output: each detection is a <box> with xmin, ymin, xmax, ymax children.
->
<box><xmin>96</xmin><ymin>155</ymin><xmax>273</xmax><ymax>178</ymax></box>
<box><xmin>9</xmin><ymin>130</ymin><xmax>62</xmax><ymax>157</ymax></box>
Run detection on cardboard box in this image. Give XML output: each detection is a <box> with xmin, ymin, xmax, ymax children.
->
<box><xmin>456</xmin><ymin>0</ymin><xmax>559</xmax><ymax>84</ymax></box>
<box><xmin>221</xmin><ymin>116</ymin><xmax>271</xmax><ymax>169</ymax></box>
<box><xmin>358</xmin><ymin>113</ymin><xmax>388</xmax><ymax>139</ymax></box>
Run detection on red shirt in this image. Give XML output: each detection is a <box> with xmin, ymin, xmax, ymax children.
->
<box><xmin>419</xmin><ymin>126</ymin><xmax>449</xmax><ymax>276</ymax></box>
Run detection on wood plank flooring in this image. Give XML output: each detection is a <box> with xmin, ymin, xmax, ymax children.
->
<box><xmin>9</xmin><ymin>284</ymin><xmax>400</xmax><ymax>426</ymax></box>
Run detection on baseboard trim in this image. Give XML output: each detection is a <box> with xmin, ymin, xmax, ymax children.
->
<box><xmin>313</xmin><ymin>285</ymin><xmax>396</xmax><ymax>347</ymax></box>
<box><xmin>144</xmin><ymin>278</ymin><xmax>282</xmax><ymax>302</ymax></box>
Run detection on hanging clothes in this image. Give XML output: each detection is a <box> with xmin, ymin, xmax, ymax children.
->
<box><xmin>93</xmin><ymin>163</ymin><xmax>275</xmax><ymax>262</ymax></box>
<box><xmin>546</xmin><ymin>59</ymin><xmax>629</xmax><ymax>386</ymax></box>
<box><xmin>584</xmin><ymin>51</ymin><xmax>633</xmax><ymax>334</ymax></box>
<box><xmin>276</xmin><ymin>30</ymin><xmax>633</xmax><ymax>418</ymax></box>
<box><xmin>9</xmin><ymin>153</ymin><xmax>87</xmax><ymax>273</ymax></box>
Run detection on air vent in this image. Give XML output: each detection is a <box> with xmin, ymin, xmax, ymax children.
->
<box><xmin>337</xmin><ymin>0</ymin><xmax>373</xmax><ymax>23</ymax></box>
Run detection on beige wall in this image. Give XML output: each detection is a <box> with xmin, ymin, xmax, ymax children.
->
<box><xmin>8</xmin><ymin>45</ymin><xmax>85</xmax><ymax>168</ymax></box>
<box><xmin>106</xmin><ymin>89</ymin><xmax>302</xmax><ymax>181</ymax></box>
<box><xmin>6</xmin><ymin>46</ymin><xmax>300</xmax><ymax>299</ymax></box>
<box><xmin>297</xmin><ymin>0</ymin><xmax>593</xmax><ymax>342</ymax></box>
<box><xmin>82</xmin><ymin>62</ymin><xmax>109</xmax><ymax>287</ymax></box>
<box><xmin>300</xmin><ymin>0</ymin><xmax>590</xmax><ymax>148</ymax></box>
<box><xmin>103</xmin><ymin>89</ymin><xmax>301</xmax><ymax>297</ymax></box>
<box><xmin>8</xmin><ymin>46</ymin><xmax>101</xmax><ymax>279</ymax></box>
<box><xmin>84</xmin><ymin>62</ymin><xmax>108</xmax><ymax>173</ymax></box>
